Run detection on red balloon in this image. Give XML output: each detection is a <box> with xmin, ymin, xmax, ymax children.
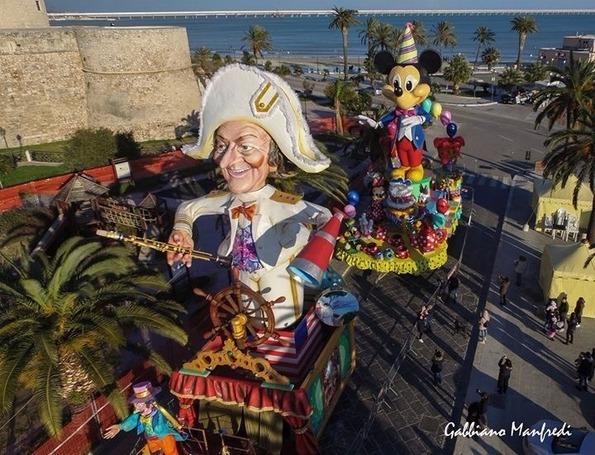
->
<box><xmin>436</xmin><ymin>198</ymin><xmax>449</xmax><ymax>214</ymax></box>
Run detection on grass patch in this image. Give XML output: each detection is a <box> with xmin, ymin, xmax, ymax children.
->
<box><xmin>2</xmin><ymin>165</ymin><xmax>72</xmax><ymax>187</ymax></box>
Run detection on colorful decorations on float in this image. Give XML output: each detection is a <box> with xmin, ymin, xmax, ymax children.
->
<box><xmin>335</xmin><ymin>23</ymin><xmax>468</xmax><ymax>275</ymax></box>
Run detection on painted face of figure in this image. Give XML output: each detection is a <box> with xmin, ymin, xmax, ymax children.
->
<box><xmin>134</xmin><ymin>401</ymin><xmax>154</xmax><ymax>416</ymax></box>
<box><xmin>213</xmin><ymin>121</ymin><xmax>277</xmax><ymax>194</ymax></box>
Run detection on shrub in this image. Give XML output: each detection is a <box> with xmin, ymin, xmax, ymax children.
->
<box><xmin>62</xmin><ymin>128</ymin><xmax>140</xmax><ymax>170</ymax></box>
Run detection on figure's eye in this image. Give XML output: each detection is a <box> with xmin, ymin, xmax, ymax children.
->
<box><xmin>405</xmin><ymin>75</ymin><xmax>417</xmax><ymax>92</ymax></box>
<box><xmin>392</xmin><ymin>75</ymin><xmax>401</xmax><ymax>89</ymax></box>
<box><xmin>213</xmin><ymin>141</ymin><xmax>228</xmax><ymax>156</ymax></box>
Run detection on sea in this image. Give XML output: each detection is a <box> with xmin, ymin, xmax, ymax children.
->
<box><xmin>51</xmin><ymin>12</ymin><xmax>595</xmax><ymax>66</ymax></box>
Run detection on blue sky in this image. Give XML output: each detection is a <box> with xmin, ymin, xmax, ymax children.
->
<box><xmin>45</xmin><ymin>1</ymin><xmax>595</xmax><ymax>13</ymax></box>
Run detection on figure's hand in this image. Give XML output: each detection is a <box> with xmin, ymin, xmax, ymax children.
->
<box><xmin>357</xmin><ymin>114</ymin><xmax>379</xmax><ymax>129</ymax></box>
<box><xmin>401</xmin><ymin>115</ymin><xmax>425</xmax><ymax>128</ymax></box>
<box><xmin>166</xmin><ymin>230</ymin><xmax>194</xmax><ymax>267</ymax></box>
<box><xmin>103</xmin><ymin>424</ymin><xmax>121</xmax><ymax>439</ymax></box>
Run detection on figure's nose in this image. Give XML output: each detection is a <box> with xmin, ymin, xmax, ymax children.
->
<box><xmin>394</xmin><ymin>87</ymin><xmax>403</xmax><ymax>97</ymax></box>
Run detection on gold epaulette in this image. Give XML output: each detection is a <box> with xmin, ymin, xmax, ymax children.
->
<box><xmin>206</xmin><ymin>190</ymin><xmax>229</xmax><ymax>198</ymax></box>
<box><xmin>270</xmin><ymin>190</ymin><xmax>302</xmax><ymax>204</ymax></box>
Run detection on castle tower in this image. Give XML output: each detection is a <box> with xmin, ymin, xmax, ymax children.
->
<box><xmin>1</xmin><ymin>0</ymin><xmax>50</xmax><ymax>29</ymax></box>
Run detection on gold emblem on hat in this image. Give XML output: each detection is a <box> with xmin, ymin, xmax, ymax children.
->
<box><xmin>253</xmin><ymin>82</ymin><xmax>279</xmax><ymax>114</ymax></box>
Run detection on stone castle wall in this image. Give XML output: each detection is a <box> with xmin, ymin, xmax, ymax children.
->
<box><xmin>0</xmin><ymin>0</ymin><xmax>49</xmax><ymax>29</ymax></box>
<box><xmin>0</xmin><ymin>24</ymin><xmax>201</xmax><ymax>148</ymax></box>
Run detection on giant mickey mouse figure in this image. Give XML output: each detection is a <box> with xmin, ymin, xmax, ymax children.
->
<box><xmin>372</xmin><ymin>24</ymin><xmax>442</xmax><ymax>182</ymax></box>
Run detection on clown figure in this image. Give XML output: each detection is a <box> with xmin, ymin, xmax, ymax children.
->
<box><xmin>104</xmin><ymin>382</ymin><xmax>187</xmax><ymax>455</ymax></box>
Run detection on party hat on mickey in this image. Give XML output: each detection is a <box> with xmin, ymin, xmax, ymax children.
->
<box><xmin>397</xmin><ymin>23</ymin><xmax>418</xmax><ymax>64</ymax></box>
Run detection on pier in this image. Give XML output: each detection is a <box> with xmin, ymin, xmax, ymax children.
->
<box><xmin>48</xmin><ymin>9</ymin><xmax>595</xmax><ymax>21</ymax></box>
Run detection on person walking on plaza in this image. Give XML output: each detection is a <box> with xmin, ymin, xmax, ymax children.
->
<box><xmin>576</xmin><ymin>351</ymin><xmax>593</xmax><ymax>391</ymax></box>
<box><xmin>497</xmin><ymin>355</ymin><xmax>513</xmax><ymax>394</ymax></box>
<box><xmin>447</xmin><ymin>274</ymin><xmax>460</xmax><ymax>304</ymax></box>
<box><xmin>514</xmin><ymin>255</ymin><xmax>527</xmax><ymax>286</ymax></box>
<box><xmin>574</xmin><ymin>297</ymin><xmax>585</xmax><ymax>327</ymax></box>
<box><xmin>416</xmin><ymin>306</ymin><xmax>428</xmax><ymax>343</ymax></box>
<box><xmin>425</xmin><ymin>305</ymin><xmax>435</xmax><ymax>334</ymax></box>
<box><xmin>498</xmin><ymin>275</ymin><xmax>510</xmax><ymax>306</ymax></box>
<box><xmin>566</xmin><ymin>312</ymin><xmax>578</xmax><ymax>344</ymax></box>
<box><xmin>478</xmin><ymin>309</ymin><xmax>490</xmax><ymax>344</ymax></box>
<box><xmin>558</xmin><ymin>295</ymin><xmax>569</xmax><ymax>331</ymax></box>
<box><xmin>467</xmin><ymin>389</ymin><xmax>490</xmax><ymax>432</ymax></box>
<box><xmin>431</xmin><ymin>350</ymin><xmax>444</xmax><ymax>385</ymax></box>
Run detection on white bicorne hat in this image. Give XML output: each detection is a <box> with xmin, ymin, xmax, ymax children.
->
<box><xmin>183</xmin><ymin>64</ymin><xmax>330</xmax><ymax>173</ymax></box>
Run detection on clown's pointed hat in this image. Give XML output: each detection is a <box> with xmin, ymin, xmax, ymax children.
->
<box><xmin>396</xmin><ymin>23</ymin><xmax>418</xmax><ymax>64</ymax></box>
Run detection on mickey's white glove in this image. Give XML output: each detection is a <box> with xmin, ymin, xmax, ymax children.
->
<box><xmin>401</xmin><ymin>115</ymin><xmax>425</xmax><ymax>127</ymax></box>
<box><xmin>357</xmin><ymin>114</ymin><xmax>379</xmax><ymax>129</ymax></box>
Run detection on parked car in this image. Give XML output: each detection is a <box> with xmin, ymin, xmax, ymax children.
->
<box><xmin>522</xmin><ymin>419</ymin><xmax>595</xmax><ymax>455</ymax></box>
<box><xmin>500</xmin><ymin>93</ymin><xmax>515</xmax><ymax>104</ymax></box>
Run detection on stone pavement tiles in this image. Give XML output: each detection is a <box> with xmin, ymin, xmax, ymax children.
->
<box><xmin>319</xmin><ymin>256</ymin><xmax>483</xmax><ymax>454</ymax></box>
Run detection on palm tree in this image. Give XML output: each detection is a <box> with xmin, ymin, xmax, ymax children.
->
<box><xmin>0</xmin><ymin>237</ymin><xmax>188</xmax><ymax>437</ymax></box>
<box><xmin>430</xmin><ymin>21</ymin><xmax>457</xmax><ymax>57</ymax></box>
<box><xmin>242</xmin><ymin>25</ymin><xmax>273</xmax><ymax>64</ymax></box>
<box><xmin>481</xmin><ymin>46</ymin><xmax>501</xmax><ymax>71</ymax></box>
<box><xmin>533</xmin><ymin>55</ymin><xmax>595</xmax><ymax>131</ymax></box>
<box><xmin>324</xmin><ymin>80</ymin><xmax>357</xmax><ymax>134</ymax></box>
<box><xmin>498</xmin><ymin>67</ymin><xmax>525</xmax><ymax>92</ymax></box>
<box><xmin>358</xmin><ymin>17</ymin><xmax>380</xmax><ymax>56</ymax></box>
<box><xmin>511</xmin><ymin>16</ymin><xmax>538</xmax><ymax>70</ymax></box>
<box><xmin>523</xmin><ymin>61</ymin><xmax>548</xmax><ymax>83</ymax></box>
<box><xmin>472</xmin><ymin>26</ymin><xmax>495</xmax><ymax>72</ymax></box>
<box><xmin>328</xmin><ymin>7</ymin><xmax>361</xmax><ymax>81</ymax></box>
<box><xmin>374</xmin><ymin>23</ymin><xmax>397</xmax><ymax>53</ymax></box>
<box><xmin>410</xmin><ymin>21</ymin><xmax>427</xmax><ymax>46</ymax></box>
<box><xmin>442</xmin><ymin>54</ymin><xmax>472</xmax><ymax>95</ymax></box>
<box><xmin>541</xmin><ymin>109</ymin><xmax>595</xmax><ymax>241</ymax></box>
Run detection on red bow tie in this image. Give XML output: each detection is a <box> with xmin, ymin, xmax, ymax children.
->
<box><xmin>231</xmin><ymin>204</ymin><xmax>256</xmax><ymax>221</ymax></box>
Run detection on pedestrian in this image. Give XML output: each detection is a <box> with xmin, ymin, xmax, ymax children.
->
<box><xmin>498</xmin><ymin>275</ymin><xmax>510</xmax><ymax>306</ymax></box>
<box><xmin>514</xmin><ymin>255</ymin><xmax>527</xmax><ymax>286</ymax></box>
<box><xmin>478</xmin><ymin>309</ymin><xmax>490</xmax><ymax>344</ymax></box>
<box><xmin>545</xmin><ymin>311</ymin><xmax>558</xmax><ymax>341</ymax></box>
<box><xmin>497</xmin><ymin>355</ymin><xmax>513</xmax><ymax>394</ymax></box>
<box><xmin>576</xmin><ymin>351</ymin><xmax>593</xmax><ymax>391</ymax></box>
<box><xmin>416</xmin><ymin>307</ymin><xmax>427</xmax><ymax>343</ymax></box>
<box><xmin>558</xmin><ymin>295</ymin><xmax>569</xmax><ymax>331</ymax></box>
<box><xmin>431</xmin><ymin>350</ymin><xmax>444</xmax><ymax>385</ymax></box>
<box><xmin>425</xmin><ymin>305</ymin><xmax>434</xmax><ymax>334</ymax></box>
<box><xmin>566</xmin><ymin>312</ymin><xmax>578</xmax><ymax>344</ymax></box>
<box><xmin>467</xmin><ymin>389</ymin><xmax>489</xmax><ymax>432</ymax></box>
<box><xmin>574</xmin><ymin>297</ymin><xmax>585</xmax><ymax>327</ymax></box>
<box><xmin>590</xmin><ymin>348</ymin><xmax>595</xmax><ymax>383</ymax></box>
<box><xmin>447</xmin><ymin>274</ymin><xmax>460</xmax><ymax>304</ymax></box>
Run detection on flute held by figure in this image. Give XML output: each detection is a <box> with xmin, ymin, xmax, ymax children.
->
<box><xmin>96</xmin><ymin>229</ymin><xmax>232</xmax><ymax>268</ymax></box>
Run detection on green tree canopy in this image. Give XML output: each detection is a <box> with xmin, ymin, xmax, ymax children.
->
<box><xmin>481</xmin><ymin>46</ymin><xmax>501</xmax><ymax>71</ymax></box>
<box><xmin>0</xmin><ymin>237</ymin><xmax>187</xmax><ymax>437</ymax></box>
<box><xmin>242</xmin><ymin>25</ymin><xmax>273</xmax><ymax>63</ymax></box>
<box><xmin>328</xmin><ymin>7</ymin><xmax>361</xmax><ymax>81</ymax></box>
<box><xmin>430</xmin><ymin>21</ymin><xmax>457</xmax><ymax>56</ymax></box>
<box><xmin>442</xmin><ymin>54</ymin><xmax>472</xmax><ymax>95</ymax></box>
<box><xmin>511</xmin><ymin>16</ymin><xmax>538</xmax><ymax>69</ymax></box>
<box><xmin>472</xmin><ymin>26</ymin><xmax>495</xmax><ymax>72</ymax></box>
<box><xmin>62</xmin><ymin>128</ymin><xmax>140</xmax><ymax>171</ymax></box>
<box><xmin>533</xmin><ymin>56</ymin><xmax>595</xmax><ymax>131</ymax></box>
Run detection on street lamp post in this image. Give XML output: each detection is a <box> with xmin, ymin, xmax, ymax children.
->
<box><xmin>490</xmin><ymin>71</ymin><xmax>496</xmax><ymax>102</ymax></box>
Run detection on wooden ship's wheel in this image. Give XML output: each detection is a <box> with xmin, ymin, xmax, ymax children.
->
<box><xmin>194</xmin><ymin>280</ymin><xmax>289</xmax><ymax>350</ymax></box>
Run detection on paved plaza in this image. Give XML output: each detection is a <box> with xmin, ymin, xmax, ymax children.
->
<box><xmin>318</xmin><ymin>167</ymin><xmax>595</xmax><ymax>454</ymax></box>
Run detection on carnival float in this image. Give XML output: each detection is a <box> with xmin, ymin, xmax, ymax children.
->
<box><xmin>335</xmin><ymin>23</ymin><xmax>465</xmax><ymax>275</ymax></box>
